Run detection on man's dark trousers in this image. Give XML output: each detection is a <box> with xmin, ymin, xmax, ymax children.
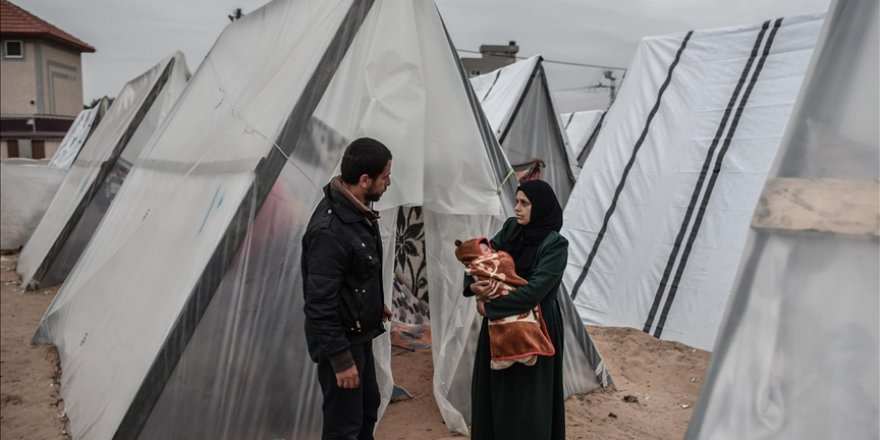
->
<box><xmin>317</xmin><ymin>342</ymin><xmax>380</xmax><ymax>440</ymax></box>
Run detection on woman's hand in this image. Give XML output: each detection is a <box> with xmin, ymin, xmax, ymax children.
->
<box><xmin>476</xmin><ymin>300</ymin><xmax>487</xmax><ymax>317</ymax></box>
<box><xmin>470</xmin><ymin>280</ymin><xmax>500</xmax><ymax>301</ymax></box>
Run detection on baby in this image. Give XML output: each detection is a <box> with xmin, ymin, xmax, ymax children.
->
<box><xmin>453</xmin><ymin>237</ymin><xmax>528</xmax><ymax>297</ymax></box>
<box><xmin>454</xmin><ymin>237</ymin><xmax>554</xmax><ymax>370</ymax></box>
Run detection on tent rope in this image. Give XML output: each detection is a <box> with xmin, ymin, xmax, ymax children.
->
<box><xmin>236</xmin><ymin>116</ymin><xmax>321</xmax><ymax>192</ymax></box>
<box><xmin>205</xmin><ymin>58</ymin><xmax>321</xmax><ymax>192</ymax></box>
<box><xmin>498</xmin><ymin>168</ymin><xmax>516</xmax><ymax>193</ymax></box>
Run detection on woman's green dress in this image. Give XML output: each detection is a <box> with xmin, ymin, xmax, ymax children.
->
<box><xmin>464</xmin><ymin>217</ymin><xmax>567</xmax><ymax>440</ymax></box>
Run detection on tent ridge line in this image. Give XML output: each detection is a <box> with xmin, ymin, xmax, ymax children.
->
<box><xmin>111</xmin><ymin>2</ymin><xmax>376</xmax><ymax>438</ymax></box>
<box><xmin>497</xmin><ymin>57</ymin><xmax>543</xmax><ymax>145</ymax></box>
<box><xmin>536</xmin><ymin>65</ymin><xmax>578</xmax><ymax>184</ymax></box>
<box><xmin>29</xmin><ymin>58</ymin><xmax>177</xmax><ymax>288</ymax></box>
<box><xmin>570</xmin><ymin>29</ymin><xmax>694</xmax><ymax>300</ymax></box>
<box><xmin>652</xmin><ymin>17</ymin><xmax>784</xmax><ymax>338</ymax></box>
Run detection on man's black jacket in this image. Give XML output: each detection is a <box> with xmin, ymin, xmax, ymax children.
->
<box><xmin>302</xmin><ymin>181</ymin><xmax>385</xmax><ymax>372</ymax></box>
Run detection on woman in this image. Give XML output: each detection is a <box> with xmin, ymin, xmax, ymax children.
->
<box><xmin>464</xmin><ymin>179</ymin><xmax>568</xmax><ymax>440</ymax></box>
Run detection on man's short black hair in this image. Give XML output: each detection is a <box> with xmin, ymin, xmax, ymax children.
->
<box><xmin>340</xmin><ymin>137</ymin><xmax>392</xmax><ymax>184</ymax></box>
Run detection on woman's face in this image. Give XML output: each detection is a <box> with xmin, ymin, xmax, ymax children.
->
<box><xmin>514</xmin><ymin>191</ymin><xmax>532</xmax><ymax>225</ymax></box>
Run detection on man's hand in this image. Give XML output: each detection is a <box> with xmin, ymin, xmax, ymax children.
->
<box><xmin>336</xmin><ymin>365</ymin><xmax>360</xmax><ymax>389</ymax></box>
<box><xmin>383</xmin><ymin>304</ymin><xmax>392</xmax><ymax>322</ymax></box>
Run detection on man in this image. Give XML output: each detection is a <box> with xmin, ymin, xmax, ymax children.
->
<box><xmin>302</xmin><ymin>137</ymin><xmax>392</xmax><ymax>440</ymax></box>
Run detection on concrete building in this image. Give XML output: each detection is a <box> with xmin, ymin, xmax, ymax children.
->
<box><xmin>460</xmin><ymin>41</ymin><xmax>519</xmax><ymax>77</ymax></box>
<box><xmin>0</xmin><ymin>0</ymin><xmax>95</xmax><ymax>159</ymax></box>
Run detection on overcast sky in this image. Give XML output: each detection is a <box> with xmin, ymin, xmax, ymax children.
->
<box><xmin>14</xmin><ymin>0</ymin><xmax>829</xmax><ymax>110</ymax></box>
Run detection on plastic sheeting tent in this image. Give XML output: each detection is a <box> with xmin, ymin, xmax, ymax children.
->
<box><xmin>562</xmin><ymin>109</ymin><xmax>605</xmax><ymax>167</ymax></box>
<box><xmin>17</xmin><ymin>53</ymin><xmax>189</xmax><ymax>289</ymax></box>
<box><xmin>31</xmin><ymin>1</ymin><xmax>609</xmax><ymax>438</ymax></box>
<box><xmin>48</xmin><ymin>99</ymin><xmax>110</xmax><ymax>170</ymax></box>
<box><xmin>470</xmin><ymin>56</ymin><xmax>578</xmax><ymax>205</ymax></box>
<box><xmin>1</xmin><ymin>101</ymin><xmax>113</xmax><ymax>250</ymax></box>
<box><xmin>0</xmin><ymin>101</ymin><xmax>109</xmax><ymax>250</ymax></box>
<box><xmin>0</xmin><ymin>159</ymin><xmax>65</xmax><ymax>250</ymax></box>
<box><xmin>0</xmin><ymin>100</ymin><xmax>107</xmax><ymax>250</ymax></box>
<box><xmin>562</xmin><ymin>14</ymin><xmax>825</xmax><ymax>351</ymax></box>
<box><xmin>686</xmin><ymin>0</ymin><xmax>879</xmax><ymax>438</ymax></box>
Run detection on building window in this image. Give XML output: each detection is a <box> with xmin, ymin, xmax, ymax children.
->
<box><xmin>4</xmin><ymin>40</ymin><xmax>24</xmax><ymax>58</ymax></box>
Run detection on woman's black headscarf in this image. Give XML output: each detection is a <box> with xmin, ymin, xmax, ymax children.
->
<box><xmin>502</xmin><ymin>180</ymin><xmax>563</xmax><ymax>279</ymax></box>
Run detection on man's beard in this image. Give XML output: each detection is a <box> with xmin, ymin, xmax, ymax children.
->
<box><xmin>365</xmin><ymin>190</ymin><xmax>383</xmax><ymax>203</ymax></box>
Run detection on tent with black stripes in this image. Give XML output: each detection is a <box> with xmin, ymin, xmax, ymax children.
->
<box><xmin>30</xmin><ymin>1</ymin><xmax>610</xmax><ymax>438</ymax></box>
<box><xmin>562</xmin><ymin>109</ymin><xmax>605</xmax><ymax>168</ymax></box>
<box><xmin>470</xmin><ymin>56</ymin><xmax>579</xmax><ymax>205</ymax></box>
<box><xmin>16</xmin><ymin>52</ymin><xmax>189</xmax><ymax>290</ymax></box>
<box><xmin>562</xmin><ymin>13</ymin><xmax>825</xmax><ymax>351</ymax></box>
<box><xmin>688</xmin><ymin>0</ymin><xmax>878</xmax><ymax>437</ymax></box>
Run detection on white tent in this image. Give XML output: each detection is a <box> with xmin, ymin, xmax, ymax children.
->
<box><xmin>0</xmin><ymin>158</ymin><xmax>65</xmax><ymax>250</ymax></box>
<box><xmin>687</xmin><ymin>0</ymin><xmax>878</xmax><ymax>438</ymax></box>
<box><xmin>470</xmin><ymin>56</ymin><xmax>578</xmax><ymax>204</ymax></box>
<box><xmin>48</xmin><ymin>99</ymin><xmax>110</xmax><ymax>170</ymax></box>
<box><xmin>31</xmin><ymin>1</ymin><xmax>608</xmax><ymax>438</ymax></box>
<box><xmin>562</xmin><ymin>14</ymin><xmax>825</xmax><ymax>350</ymax></box>
<box><xmin>0</xmin><ymin>101</ymin><xmax>109</xmax><ymax>251</ymax></box>
<box><xmin>562</xmin><ymin>109</ymin><xmax>605</xmax><ymax>167</ymax></box>
<box><xmin>17</xmin><ymin>53</ymin><xmax>189</xmax><ymax>289</ymax></box>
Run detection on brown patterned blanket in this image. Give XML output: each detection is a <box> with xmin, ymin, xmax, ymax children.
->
<box><xmin>454</xmin><ymin>237</ymin><xmax>555</xmax><ymax>370</ymax></box>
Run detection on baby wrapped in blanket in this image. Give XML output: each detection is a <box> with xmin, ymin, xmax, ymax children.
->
<box><xmin>454</xmin><ymin>237</ymin><xmax>555</xmax><ymax>370</ymax></box>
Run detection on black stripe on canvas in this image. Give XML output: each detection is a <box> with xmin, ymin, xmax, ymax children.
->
<box><xmin>576</xmin><ymin>110</ymin><xmax>606</xmax><ymax>167</ymax></box>
<box><xmin>570</xmin><ymin>31</ymin><xmax>693</xmax><ymax>300</ymax></box>
<box><xmin>642</xmin><ymin>20</ymin><xmax>773</xmax><ymax>334</ymax></box>
<box><xmin>112</xmin><ymin>2</ymin><xmax>376</xmax><ymax>438</ymax></box>
<box><xmin>481</xmin><ymin>69</ymin><xmax>503</xmax><ymax>102</ymax></box>
<box><xmin>653</xmin><ymin>17</ymin><xmax>783</xmax><ymax>338</ymax></box>
<box><xmin>565</xmin><ymin>111</ymin><xmax>576</xmax><ymax>130</ymax></box>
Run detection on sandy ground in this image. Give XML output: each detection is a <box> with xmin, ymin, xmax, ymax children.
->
<box><xmin>378</xmin><ymin>326</ymin><xmax>710</xmax><ymax>440</ymax></box>
<box><xmin>0</xmin><ymin>254</ymin><xmax>67</xmax><ymax>440</ymax></box>
<box><xmin>0</xmin><ymin>253</ymin><xmax>710</xmax><ymax>439</ymax></box>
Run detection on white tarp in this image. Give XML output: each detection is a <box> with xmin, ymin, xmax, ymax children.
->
<box><xmin>470</xmin><ymin>56</ymin><xmax>578</xmax><ymax>204</ymax></box>
<box><xmin>31</xmin><ymin>1</ymin><xmax>607</xmax><ymax>438</ymax></box>
<box><xmin>687</xmin><ymin>0</ymin><xmax>879</xmax><ymax>438</ymax></box>
<box><xmin>17</xmin><ymin>53</ymin><xmax>189</xmax><ymax>289</ymax></box>
<box><xmin>563</xmin><ymin>14</ymin><xmax>824</xmax><ymax>351</ymax></box>
<box><xmin>562</xmin><ymin>109</ymin><xmax>604</xmax><ymax>167</ymax></box>
<box><xmin>2</xmin><ymin>101</ymin><xmax>109</xmax><ymax>250</ymax></box>
<box><xmin>0</xmin><ymin>159</ymin><xmax>65</xmax><ymax>250</ymax></box>
<box><xmin>47</xmin><ymin>102</ymin><xmax>106</xmax><ymax>170</ymax></box>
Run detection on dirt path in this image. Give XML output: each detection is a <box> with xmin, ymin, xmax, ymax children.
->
<box><xmin>0</xmin><ymin>254</ymin><xmax>67</xmax><ymax>440</ymax></box>
<box><xmin>378</xmin><ymin>326</ymin><xmax>710</xmax><ymax>440</ymax></box>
